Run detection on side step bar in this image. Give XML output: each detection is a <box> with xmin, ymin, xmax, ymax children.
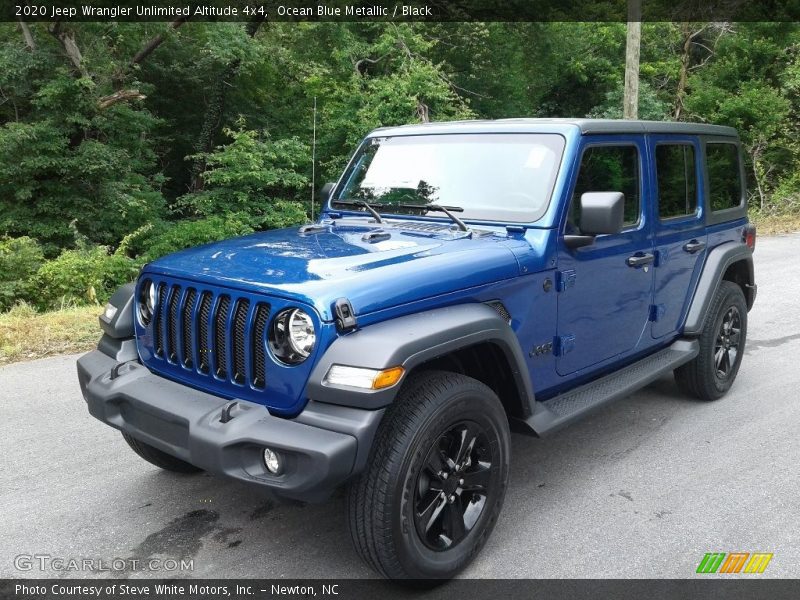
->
<box><xmin>521</xmin><ymin>339</ymin><xmax>699</xmax><ymax>437</ymax></box>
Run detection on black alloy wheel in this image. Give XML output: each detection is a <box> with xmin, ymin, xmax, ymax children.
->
<box><xmin>414</xmin><ymin>421</ymin><xmax>494</xmax><ymax>551</ymax></box>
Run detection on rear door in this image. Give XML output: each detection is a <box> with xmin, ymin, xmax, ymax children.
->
<box><xmin>649</xmin><ymin>136</ymin><xmax>707</xmax><ymax>338</ymax></box>
<box><xmin>556</xmin><ymin>137</ymin><xmax>655</xmax><ymax>376</ymax></box>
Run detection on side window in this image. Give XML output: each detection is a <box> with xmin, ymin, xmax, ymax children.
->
<box><xmin>569</xmin><ymin>145</ymin><xmax>640</xmax><ymax>232</ymax></box>
<box><xmin>656</xmin><ymin>144</ymin><xmax>697</xmax><ymax>219</ymax></box>
<box><xmin>706</xmin><ymin>143</ymin><xmax>743</xmax><ymax>212</ymax></box>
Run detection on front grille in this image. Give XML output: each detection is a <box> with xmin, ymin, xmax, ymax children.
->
<box><xmin>214</xmin><ymin>296</ymin><xmax>231</xmax><ymax>378</ymax></box>
<box><xmin>150</xmin><ymin>283</ymin><xmax>270</xmax><ymax>388</ymax></box>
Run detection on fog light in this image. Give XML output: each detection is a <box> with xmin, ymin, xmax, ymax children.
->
<box><xmin>263</xmin><ymin>448</ymin><xmax>282</xmax><ymax>475</ymax></box>
<box><xmin>102</xmin><ymin>302</ymin><xmax>117</xmax><ymax>321</ymax></box>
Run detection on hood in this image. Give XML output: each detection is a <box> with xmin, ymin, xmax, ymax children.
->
<box><xmin>145</xmin><ymin>220</ymin><xmax>526</xmax><ymax>321</ymax></box>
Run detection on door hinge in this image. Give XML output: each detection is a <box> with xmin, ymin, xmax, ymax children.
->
<box><xmin>649</xmin><ymin>304</ymin><xmax>666</xmax><ymax>322</ymax></box>
<box><xmin>554</xmin><ymin>334</ymin><xmax>575</xmax><ymax>356</ymax></box>
<box><xmin>556</xmin><ymin>269</ymin><xmax>577</xmax><ymax>292</ymax></box>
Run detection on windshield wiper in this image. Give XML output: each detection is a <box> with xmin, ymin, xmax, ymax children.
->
<box><xmin>330</xmin><ymin>199</ymin><xmax>385</xmax><ymax>224</ymax></box>
<box><xmin>398</xmin><ymin>204</ymin><xmax>469</xmax><ymax>232</ymax></box>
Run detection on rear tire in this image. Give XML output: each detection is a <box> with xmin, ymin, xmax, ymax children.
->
<box><xmin>675</xmin><ymin>280</ymin><xmax>747</xmax><ymax>401</ymax></box>
<box><xmin>122</xmin><ymin>432</ymin><xmax>203</xmax><ymax>473</ymax></box>
<box><xmin>347</xmin><ymin>370</ymin><xmax>510</xmax><ymax>581</ymax></box>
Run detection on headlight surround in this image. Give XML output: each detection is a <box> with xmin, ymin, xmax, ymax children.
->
<box><xmin>138</xmin><ymin>279</ymin><xmax>155</xmax><ymax>325</ymax></box>
<box><xmin>269</xmin><ymin>308</ymin><xmax>316</xmax><ymax>364</ymax></box>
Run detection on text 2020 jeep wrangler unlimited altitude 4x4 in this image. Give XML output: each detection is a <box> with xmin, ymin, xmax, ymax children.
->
<box><xmin>78</xmin><ymin>119</ymin><xmax>756</xmax><ymax>580</ymax></box>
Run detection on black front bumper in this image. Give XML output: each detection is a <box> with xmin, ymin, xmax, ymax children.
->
<box><xmin>77</xmin><ymin>348</ymin><xmax>384</xmax><ymax>502</ymax></box>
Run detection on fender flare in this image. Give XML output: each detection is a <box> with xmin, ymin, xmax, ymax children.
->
<box><xmin>683</xmin><ymin>242</ymin><xmax>754</xmax><ymax>336</ymax></box>
<box><xmin>100</xmin><ymin>282</ymin><xmax>135</xmax><ymax>339</ymax></box>
<box><xmin>306</xmin><ymin>303</ymin><xmax>535</xmax><ymax>413</ymax></box>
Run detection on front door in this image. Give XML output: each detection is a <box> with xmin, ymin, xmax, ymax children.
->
<box><xmin>556</xmin><ymin>137</ymin><xmax>655</xmax><ymax>376</ymax></box>
<box><xmin>649</xmin><ymin>136</ymin><xmax>707</xmax><ymax>338</ymax></box>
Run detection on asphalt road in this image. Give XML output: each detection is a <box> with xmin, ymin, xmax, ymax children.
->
<box><xmin>2</xmin><ymin>233</ymin><xmax>799</xmax><ymax>581</ymax></box>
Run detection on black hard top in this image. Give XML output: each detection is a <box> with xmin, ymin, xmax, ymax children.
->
<box><xmin>372</xmin><ymin>118</ymin><xmax>738</xmax><ymax>138</ymax></box>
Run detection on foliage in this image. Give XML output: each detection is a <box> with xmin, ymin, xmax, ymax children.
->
<box><xmin>0</xmin><ymin>237</ymin><xmax>44</xmax><ymax>311</ymax></box>
<box><xmin>178</xmin><ymin>124</ymin><xmax>309</xmax><ymax>228</ymax></box>
<box><xmin>118</xmin><ymin>215</ymin><xmax>255</xmax><ymax>263</ymax></box>
<box><xmin>31</xmin><ymin>246</ymin><xmax>139</xmax><ymax>310</ymax></box>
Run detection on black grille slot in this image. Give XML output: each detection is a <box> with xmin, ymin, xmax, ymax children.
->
<box><xmin>232</xmin><ymin>299</ymin><xmax>249</xmax><ymax>384</ymax></box>
<box><xmin>214</xmin><ymin>296</ymin><xmax>231</xmax><ymax>378</ymax></box>
<box><xmin>181</xmin><ymin>288</ymin><xmax>197</xmax><ymax>368</ymax></box>
<box><xmin>153</xmin><ymin>282</ymin><xmax>168</xmax><ymax>357</ymax></box>
<box><xmin>197</xmin><ymin>292</ymin><xmax>212</xmax><ymax>373</ymax></box>
<box><xmin>251</xmin><ymin>303</ymin><xmax>270</xmax><ymax>389</ymax></box>
<box><xmin>166</xmin><ymin>285</ymin><xmax>181</xmax><ymax>362</ymax></box>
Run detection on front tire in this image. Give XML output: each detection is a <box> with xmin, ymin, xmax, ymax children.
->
<box><xmin>122</xmin><ymin>432</ymin><xmax>203</xmax><ymax>473</ymax></box>
<box><xmin>675</xmin><ymin>280</ymin><xmax>748</xmax><ymax>401</ymax></box>
<box><xmin>347</xmin><ymin>370</ymin><xmax>511</xmax><ymax>581</ymax></box>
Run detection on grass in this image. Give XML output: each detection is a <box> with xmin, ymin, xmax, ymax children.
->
<box><xmin>750</xmin><ymin>212</ymin><xmax>800</xmax><ymax>236</ymax></box>
<box><xmin>0</xmin><ymin>303</ymin><xmax>100</xmax><ymax>366</ymax></box>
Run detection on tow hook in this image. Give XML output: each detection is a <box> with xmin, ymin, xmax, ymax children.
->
<box><xmin>220</xmin><ymin>401</ymin><xmax>239</xmax><ymax>423</ymax></box>
<box><xmin>110</xmin><ymin>360</ymin><xmax>136</xmax><ymax>381</ymax></box>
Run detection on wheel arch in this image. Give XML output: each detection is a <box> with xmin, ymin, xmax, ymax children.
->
<box><xmin>683</xmin><ymin>242</ymin><xmax>754</xmax><ymax>336</ymax></box>
<box><xmin>305</xmin><ymin>303</ymin><xmax>535</xmax><ymax>417</ymax></box>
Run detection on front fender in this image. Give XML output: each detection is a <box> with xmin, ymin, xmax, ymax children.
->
<box><xmin>306</xmin><ymin>303</ymin><xmax>534</xmax><ymax>411</ymax></box>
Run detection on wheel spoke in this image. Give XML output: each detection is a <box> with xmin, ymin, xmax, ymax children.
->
<box><xmin>715</xmin><ymin>347</ymin><xmax>725</xmax><ymax>370</ymax></box>
<box><xmin>443</xmin><ymin>498</ymin><xmax>466</xmax><ymax>542</ymax></box>
<box><xmin>460</xmin><ymin>464</ymin><xmax>491</xmax><ymax>492</ymax></box>
<box><xmin>729</xmin><ymin>328</ymin><xmax>741</xmax><ymax>346</ymax></box>
<box><xmin>454</xmin><ymin>424</ymin><xmax>478</xmax><ymax>468</ymax></box>
<box><xmin>721</xmin><ymin>348</ymin><xmax>731</xmax><ymax>374</ymax></box>
<box><xmin>424</xmin><ymin>448</ymin><xmax>446</xmax><ymax>478</ymax></box>
<box><xmin>417</xmin><ymin>491</ymin><xmax>446</xmax><ymax>533</ymax></box>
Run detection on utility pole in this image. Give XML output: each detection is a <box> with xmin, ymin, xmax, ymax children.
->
<box><xmin>623</xmin><ymin>0</ymin><xmax>642</xmax><ymax>119</ymax></box>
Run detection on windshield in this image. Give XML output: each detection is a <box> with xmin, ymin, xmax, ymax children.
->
<box><xmin>335</xmin><ymin>133</ymin><xmax>565</xmax><ymax>223</ymax></box>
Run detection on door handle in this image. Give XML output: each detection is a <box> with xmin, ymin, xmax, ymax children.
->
<box><xmin>626</xmin><ymin>253</ymin><xmax>655</xmax><ymax>268</ymax></box>
<box><xmin>683</xmin><ymin>240</ymin><xmax>706</xmax><ymax>254</ymax></box>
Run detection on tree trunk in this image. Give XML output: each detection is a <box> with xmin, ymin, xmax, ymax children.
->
<box><xmin>673</xmin><ymin>23</ymin><xmax>693</xmax><ymax>120</ymax></box>
<box><xmin>623</xmin><ymin>0</ymin><xmax>641</xmax><ymax>120</ymax></box>
<box><xmin>18</xmin><ymin>20</ymin><xmax>35</xmax><ymax>51</ymax></box>
<box><xmin>189</xmin><ymin>19</ymin><xmax>264</xmax><ymax>192</ymax></box>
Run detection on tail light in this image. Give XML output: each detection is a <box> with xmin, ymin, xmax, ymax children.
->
<box><xmin>743</xmin><ymin>224</ymin><xmax>756</xmax><ymax>251</ymax></box>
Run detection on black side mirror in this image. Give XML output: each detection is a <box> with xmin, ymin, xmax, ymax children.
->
<box><xmin>579</xmin><ymin>191</ymin><xmax>624</xmax><ymax>235</ymax></box>
<box><xmin>564</xmin><ymin>191</ymin><xmax>625</xmax><ymax>249</ymax></box>
<box><xmin>320</xmin><ymin>182</ymin><xmax>335</xmax><ymax>203</ymax></box>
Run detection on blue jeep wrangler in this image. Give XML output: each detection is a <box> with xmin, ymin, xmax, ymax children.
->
<box><xmin>78</xmin><ymin>119</ymin><xmax>756</xmax><ymax>580</ymax></box>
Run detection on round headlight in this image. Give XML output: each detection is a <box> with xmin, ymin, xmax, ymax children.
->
<box><xmin>288</xmin><ymin>310</ymin><xmax>315</xmax><ymax>357</ymax></box>
<box><xmin>138</xmin><ymin>280</ymin><xmax>155</xmax><ymax>325</ymax></box>
<box><xmin>269</xmin><ymin>308</ymin><xmax>316</xmax><ymax>364</ymax></box>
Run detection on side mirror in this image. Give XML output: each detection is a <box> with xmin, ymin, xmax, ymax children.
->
<box><xmin>320</xmin><ymin>182</ymin><xmax>335</xmax><ymax>203</ymax></box>
<box><xmin>579</xmin><ymin>191</ymin><xmax>624</xmax><ymax>235</ymax></box>
<box><xmin>564</xmin><ymin>191</ymin><xmax>625</xmax><ymax>249</ymax></box>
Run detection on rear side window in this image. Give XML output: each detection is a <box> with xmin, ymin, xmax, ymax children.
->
<box><xmin>656</xmin><ymin>144</ymin><xmax>697</xmax><ymax>219</ymax></box>
<box><xmin>570</xmin><ymin>145</ymin><xmax>640</xmax><ymax>231</ymax></box>
<box><xmin>706</xmin><ymin>143</ymin><xmax>743</xmax><ymax>212</ymax></box>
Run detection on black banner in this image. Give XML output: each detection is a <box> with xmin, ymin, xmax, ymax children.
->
<box><xmin>3</xmin><ymin>0</ymin><xmax>800</xmax><ymax>23</ymax></box>
<box><xmin>4</xmin><ymin>579</ymin><xmax>800</xmax><ymax>600</ymax></box>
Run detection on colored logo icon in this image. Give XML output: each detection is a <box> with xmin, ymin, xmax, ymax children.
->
<box><xmin>696</xmin><ymin>552</ymin><xmax>773</xmax><ymax>574</ymax></box>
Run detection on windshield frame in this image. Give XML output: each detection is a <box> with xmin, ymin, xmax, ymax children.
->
<box><xmin>329</xmin><ymin>132</ymin><xmax>567</xmax><ymax>226</ymax></box>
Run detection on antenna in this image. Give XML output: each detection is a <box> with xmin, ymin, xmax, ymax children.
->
<box><xmin>311</xmin><ymin>96</ymin><xmax>317</xmax><ymax>221</ymax></box>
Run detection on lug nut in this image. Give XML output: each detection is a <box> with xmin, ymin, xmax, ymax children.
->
<box><xmin>459</xmin><ymin>478</ymin><xmax>464</xmax><ymax>485</ymax></box>
<box><xmin>448</xmin><ymin>495</ymin><xmax>455</xmax><ymax>504</ymax></box>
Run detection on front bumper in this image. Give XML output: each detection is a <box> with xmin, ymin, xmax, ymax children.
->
<box><xmin>77</xmin><ymin>348</ymin><xmax>384</xmax><ymax>502</ymax></box>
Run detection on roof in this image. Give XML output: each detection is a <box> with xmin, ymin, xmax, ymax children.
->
<box><xmin>370</xmin><ymin>118</ymin><xmax>738</xmax><ymax>138</ymax></box>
